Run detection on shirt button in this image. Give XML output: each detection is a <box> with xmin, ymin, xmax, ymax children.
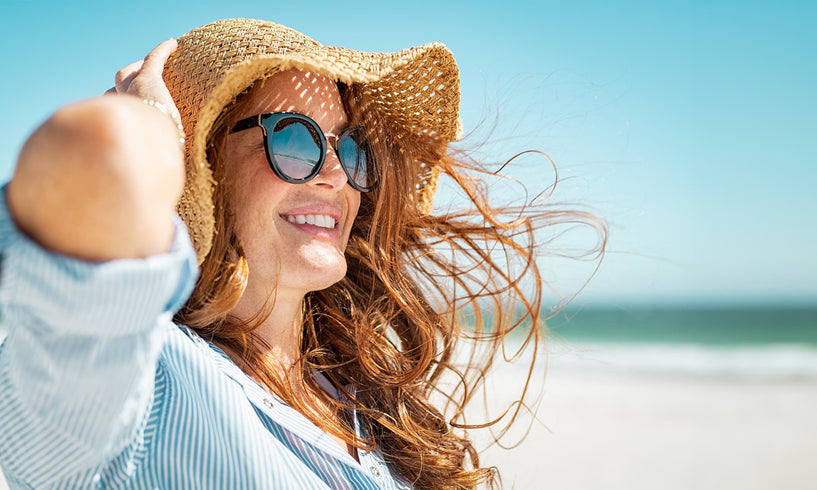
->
<box><xmin>370</xmin><ymin>465</ymin><xmax>381</xmax><ymax>477</ymax></box>
<box><xmin>263</xmin><ymin>398</ymin><xmax>274</xmax><ymax>408</ymax></box>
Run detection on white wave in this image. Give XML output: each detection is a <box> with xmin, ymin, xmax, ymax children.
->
<box><xmin>545</xmin><ymin>340</ymin><xmax>817</xmax><ymax>379</ymax></box>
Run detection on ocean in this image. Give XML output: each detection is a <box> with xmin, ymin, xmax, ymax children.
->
<box><xmin>543</xmin><ymin>307</ymin><xmax>817</xmax><ymax>379</ymax></box>
<box><xmin>547</xmin><ymin>307</ymin><xmax>817</xmax><ymax>345</ymax></box>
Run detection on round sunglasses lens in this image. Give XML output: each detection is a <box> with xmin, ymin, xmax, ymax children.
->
<box><xmin>337</xmin><ymin>128</ymin><xmax>376</xmax><ymax>189</ymax></box>
<box><xmin>271</xmin><ymin>118</ymin><xmax>322</xmax><ymax>180</ymax></box>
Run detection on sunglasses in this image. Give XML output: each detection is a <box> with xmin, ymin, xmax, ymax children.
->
<box><xmin>230</xmin><ymin>112</ymin><xmax>378</xmax><ymax>192</ymax></box>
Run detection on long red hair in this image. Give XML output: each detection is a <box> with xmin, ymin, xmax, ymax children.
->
<box><xmin>175</xmin><ymin>79</ymin><xmax>606</xmax><ymax>489</ymax></box>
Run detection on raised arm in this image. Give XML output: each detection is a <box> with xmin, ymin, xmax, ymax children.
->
<box><xmin>0</xmin><ymin>39</ymin><xmax>198</xmax><ymax>488</ymax></box>
<box><xmin>6</xmin><ymin>39</ymin><xmax>184</xmax><ymax>261</ymax></box>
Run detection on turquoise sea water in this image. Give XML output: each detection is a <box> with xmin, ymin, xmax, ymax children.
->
<box><xmin>547</xmin><ymin>307</ymin><xmax>817</xmax><ymax>346</ymax></box>
<box><xmin>541</xmin><ymin>307</ymin><xmax>817</xmax><ymax>379</ymax></box>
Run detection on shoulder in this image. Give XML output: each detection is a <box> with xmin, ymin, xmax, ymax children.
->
<box><xmin>157</xmin><ymin>324</ymin><xmax>223</xmax><ymax>384</ymax></box>
<box><xmin>156</xmin><ymin>324</ymin><xmax>251</xmax><ymax>404</ymax></box>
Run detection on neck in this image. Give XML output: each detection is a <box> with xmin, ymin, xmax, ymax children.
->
<box><xmin>227</xmin><ymin>284</ymin><xmax>358</xmax><ymax>461</ymax></box>
<box><xmin>229</xmin><ymin>285</ymin><xmax>306</xmax><ymax>369</ymax></box>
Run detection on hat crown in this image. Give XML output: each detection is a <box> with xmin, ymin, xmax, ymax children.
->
<box><xmin>165</xmin><ymin>19</ymin><xmax>321</xmax><ymax>143</ymax></box>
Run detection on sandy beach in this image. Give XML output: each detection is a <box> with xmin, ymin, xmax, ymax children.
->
<box><xmin>472</xmin><ymin>365</ymin><xmax>817</xmax><ymax>489</ymax></box>
<box><xmin>2</xmin><ymin>349</ymin><xmax>815</xmax><ymax>490</ymax></box>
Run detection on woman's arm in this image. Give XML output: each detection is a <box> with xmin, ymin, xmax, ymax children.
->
<box><xmin>6</xmin><ymin>39</ymin><xmax>184</xmax><ymax>261</ymax></box>
<box><xmin>0</xmin><ymin>39</ymin><xmax>198</xmax><ymax>487</ymax></box>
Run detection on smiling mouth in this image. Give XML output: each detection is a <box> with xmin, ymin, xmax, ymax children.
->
<box><xmin>283</xmin><ymin>214</ymin><xmax>337</xmax><ymax>229</ymax></box>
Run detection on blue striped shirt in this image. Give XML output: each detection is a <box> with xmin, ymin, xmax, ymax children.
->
<box><xmin>0</xmin><ymin>186</ymin><xmax>412</xmax><ymax>489</ymax></box>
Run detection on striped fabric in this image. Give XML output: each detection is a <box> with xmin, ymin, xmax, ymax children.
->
<box><xmin>0</xmin><ymin>186</ymin><xmax>412</xmax><ymax>489</ymax></box>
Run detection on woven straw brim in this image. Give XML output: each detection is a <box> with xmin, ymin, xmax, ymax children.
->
<box><xmin>163</xmin><ymin>19</ymin><xmax>461</xmax><ymax>263</ymax></box>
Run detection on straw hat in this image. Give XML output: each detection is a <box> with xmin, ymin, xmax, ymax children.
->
<box><xmin>162</xmin><ymin>18</ymin><xmax>462</xmax><ymax>263</ymax></box>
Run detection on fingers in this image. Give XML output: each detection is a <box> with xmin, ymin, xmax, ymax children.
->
<box><xmin>140</xmin><ymin>38</ymin><xmax>178</xmax><ymax>78</ymax></box>
<box><xmin>114</xmin><ymin>60</ymin><xmax>143</xmax><ymax>93</ymax></box>
<box><xmin>106</xmin><ymin>38</ymin><xmax>179</xmax><ymax>109</ymax></box>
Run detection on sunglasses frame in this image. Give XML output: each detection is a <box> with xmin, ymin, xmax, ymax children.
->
<box><xmin>230</xmin><ymin>112</ymin><xmax>378</xmax><ymax>193</ymax></box>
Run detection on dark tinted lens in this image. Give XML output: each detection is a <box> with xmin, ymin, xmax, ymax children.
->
<box><xmin>337</xmin><ymin>127</ymin><xmax>377</xmax><ymax>189</ymax></box>
<box><xmin>270</xmin><ymin>118</ymin><xmax>322</xmax><ymax>180</ymax></box>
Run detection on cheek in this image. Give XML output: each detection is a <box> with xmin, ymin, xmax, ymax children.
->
<box><xmin>227</xmin><ymin>176</ymin><xmax>278</xmax><ymax>254</ymax></box>
<box><xmin>347</xmin><ymin>175</ymin><xmax>361</xmax><ymax>207</ymax></box>
<box><xmin>227</xmin><ymin>148</ymin><xmax>283</xmax><ymax>222</ymax></box>
<box><xmin>343</xmin><ymin>191</ymin><xmax>362</xmax><ymax>244</ymax></box>
<box><xmin>235</xmin><ymin>180</ymin><xmax>286</xmax><ymax>238</ymax></box>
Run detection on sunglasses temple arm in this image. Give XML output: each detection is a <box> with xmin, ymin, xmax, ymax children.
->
<box><xmin>231</xmin><ymin>115</ymin><xmax>263</xmax><ymax>134</ymax></box>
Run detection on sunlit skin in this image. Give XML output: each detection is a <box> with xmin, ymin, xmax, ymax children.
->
<box><xmin>222</xmin><ymin>69</ymin><xmax>361</xmax><ymax>368</ymax></box>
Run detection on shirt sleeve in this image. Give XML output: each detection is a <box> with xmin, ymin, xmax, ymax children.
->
<box><xmin>0</xmin><ymin>183</ymin><xmax>199</xmax><ymax>486</ymax></box>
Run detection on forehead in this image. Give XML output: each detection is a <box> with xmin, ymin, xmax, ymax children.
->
<box><xmin>242</xmin><ymin>68</ymin><xmax>347</xmax><ymax>132</ymax></box>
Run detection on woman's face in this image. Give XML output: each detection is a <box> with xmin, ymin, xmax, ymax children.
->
<box><xmin>222</xmin><ymin>68</ymin><xmax>361</xmax><ymax>303</ymax></box>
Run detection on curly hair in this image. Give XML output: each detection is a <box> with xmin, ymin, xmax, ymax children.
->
<box><xmin>174</xmin><ymin>78</ymin><xmax>606</xmax><ymax>489</ymax></box>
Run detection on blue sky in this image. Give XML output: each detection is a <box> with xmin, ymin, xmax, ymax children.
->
<box><xmin>1</xmin><ymin>0</ymin><xmax>815</xmax><ymax>307</ymax></box>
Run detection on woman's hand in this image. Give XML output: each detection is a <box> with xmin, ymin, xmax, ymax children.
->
<box><xmin>6</xmin><ymin>39</ymin><xmax>186</xmax><ymax>261</ymax></box>
<box><xmin>106</xmin><ymin>38</ymin><xmax>180</xmax><ymax>115</ymax></box>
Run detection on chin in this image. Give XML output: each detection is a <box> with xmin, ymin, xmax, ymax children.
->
<box><xmin>308</xmin><ymin>264</ymin><xmax>348</xmax><ymax>292</ymax></box>
<box><xmin>290</xmin><ymin>253</ymin><xmax>348</xmax><ymax>292</ymax></box>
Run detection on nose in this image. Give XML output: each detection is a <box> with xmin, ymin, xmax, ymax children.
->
<box><xmin>309</xmin><ymin>138</ymin><xmax>349</xmax><ymax>190</ymax></box>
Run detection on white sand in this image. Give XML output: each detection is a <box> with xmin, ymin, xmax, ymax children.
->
<box><xmin>473</xmin><ymin>368</ymin><xmax>817</xmax><ymax>490</ymax></box>
<box><xmin>2</xmin><ymin>364</ymin><xmax>815</xmax><ymax>490</ymax></box>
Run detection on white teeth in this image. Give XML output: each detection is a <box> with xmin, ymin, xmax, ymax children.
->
<box><xmin>284</xmin><ymin>214</ymin><xmax>336</xmax><ymax>229</ymax></box>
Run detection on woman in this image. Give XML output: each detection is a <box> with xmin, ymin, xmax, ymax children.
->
<box><xmin>0</xmin><ymin>19</ymin><xmax>603</xmax><ymax>489</ymax></box>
